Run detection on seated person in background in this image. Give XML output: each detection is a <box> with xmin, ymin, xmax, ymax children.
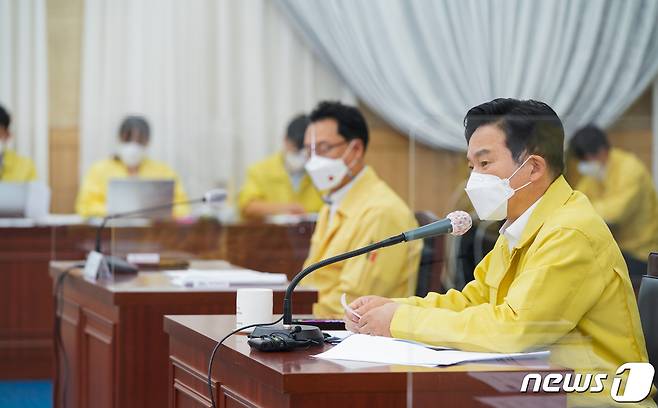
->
<box><xmin>76</xmin><ymin>116</ymin><xmax>190</xmax><ymax>217</ymax></box>
<box><xmin>346</xmin><ymin>99</ymin><xmax>652</xmax><ymax>407</ymax></box>
<box><xmin>570</xmin><ymin>125</ymin><xmax>658</xmax><ymax>279</ymax></box>
<box><xmin>238</xmin><ymin>114</ymin><xmax>323</xmax><ymax>219</ymax></box>
<box><xmin>301</xmin><ymin>101</ymin><xmax>421</xmax><ymax>318</ymax></box>
<box><xmin>0</xmin><ymin>104</ymin><xmax>36</xmax><ymax>181</ymax></box>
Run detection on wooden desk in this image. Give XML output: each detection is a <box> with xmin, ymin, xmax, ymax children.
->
<box><xmin>1</xmin><ymin>219</ymin><xmax>314</xmax><ymax>380</ymax></box>
<box><xmin>165</xmin><ymin>315</ymin><xmax>570</xmax><ymax>408</ymax></box>
<box><xmin>51</xmin><ymin>262</ymin><xmax>317</xmax><ymax>408</ymax></box>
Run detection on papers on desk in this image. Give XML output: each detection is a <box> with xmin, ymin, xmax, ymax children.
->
<box><xmin>166</xmin><ymin>269</ymin><xmax>287</xmax><ymax>288</ymax></box>
<box><xmin>37</xmin><ymin>214</ymin><xmax>85</xmax><ymax>226</ymax></box>
<box><xmin>313</xmin><ymin>334</ymin><xmax>549</xmax><ymax>367</ymax></box>
<box><xmin>264</xmin><ymin>213</ymin><xmax>318</xmax><ymax>225</ymax></box>
<box><xmin>0</xmin><ymin>214</ymin><xmax>84</xmax><ymax>227</ymax></box>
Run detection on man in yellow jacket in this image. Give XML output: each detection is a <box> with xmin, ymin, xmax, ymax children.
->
<box><xmin>570</xmin><ymin>125</ymin><xmax>658</xmax><ymax>283</ymax></box>
<box><xmin>346</xmin><ymin>99</ymin><xmax>653</xmax><ymax>407</ymax></box>
<box><xmin>0</xmin><ymin>104</ymin><xmax>37</xmax><ymax>181</ymax></box>
<box><xmin>238</xmin><ymin>114</ymin><xmax>323</xmax><ymax>219</ymax></box>
<box><xmin>301</xmin><ymin>101</ymin><xmax>421</xmax><ymax>318</ymax></box>
<box><xmin>76</xmin><ymin>116</ymin><xmax>189</xmax><ymax>217</ymax></box>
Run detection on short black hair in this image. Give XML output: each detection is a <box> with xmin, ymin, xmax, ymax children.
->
<box><xmin>309</xmin><ymin>101</ymin><xmax>369</xmax><ymax>150</ymax></box>
<box><xmin>285</xmin><ymin>114</ymin><xmax>310</xmax><ymax>150</ymax></box>
<box><xmin>119</xmin><ymin>116</ymin><xmax>150</xmax><ymax>140</ymax></box>
<box><xmin>569</xmin><ymin>125</ymin><xmax>609</xmax><ymax>160</ymax></box>
<box><xmin>464</xmin><ymin>98</ymin><xmax>565</xmax><ymax>177</ymax></box>
<box><xmin>0</xmin><ymin>104</ymin><xmax>10</xmax><ymax>130</ymax></box>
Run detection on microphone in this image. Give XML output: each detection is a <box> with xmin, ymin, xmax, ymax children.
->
<box><xmin>249</xmin><ymin>211</ymin><xmax>472</xmax><ymax>348</ymax></box>
<box><xmin>89</xmin><ymin>188</ymin><xmax>227</xmax><ymax>275</ymax></box>
<box><xmin>402</xmin><ymin>210</ymin><xmax>472</xmax><ymax>241</ymax></box>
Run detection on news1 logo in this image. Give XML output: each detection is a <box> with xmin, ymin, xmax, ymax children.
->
<box><xmin>520</xmin><ymin>363</ymin><xmax>655</xmax><ymax>403</ymax></box>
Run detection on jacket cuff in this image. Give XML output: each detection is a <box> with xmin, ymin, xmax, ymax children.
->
<box><xmin>389</xmin><ymin>304</ymin><xmax>416</xmax><ymax>339</ymax></box>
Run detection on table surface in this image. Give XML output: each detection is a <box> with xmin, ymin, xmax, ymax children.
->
<box><xmin>49</xmin><ymin>260</ymin><xmax>316</xmax><ymax>307</ymax></box>
<box><xmin>165</xmin><ymin>314</ymin><xmax>567</xmax><ymax>391</ymax></box>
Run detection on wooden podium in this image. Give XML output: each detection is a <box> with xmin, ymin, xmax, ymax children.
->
<box><xmin>165</xmin><ymin>315</ymin><xmax>570</xmax><ymax>408</ymax></box>
<box><xmin>1</xmin><ymin>219</ymin><xmax>314</xmax><ymax>380</ymax></box>
<box><xmin>0</xmin><ymin>220</ymin><xmax>225</xmax><ymax>379</ymax></box>
<box><xmin>50</xmin><ymin>262</ymin><xmax>317</xmax><ymax>408</ymax></box>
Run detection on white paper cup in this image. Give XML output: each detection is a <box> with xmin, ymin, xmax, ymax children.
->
<box><xmin>235</xmin><ymin>288</ymin><xmax>273</xmax><ymax>331</ymax></box>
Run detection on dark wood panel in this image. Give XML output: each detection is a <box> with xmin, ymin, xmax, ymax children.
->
<box><xmin>221</xmin><ymin>387</ymin><xmax>258</xmax><ymax>408</ymax></box>
<box><xmin>0</xmin><ymin>259</ymin><xmax>56</xmax><ymax>379</ymax></box>
<box><xmin>81</xmin><ymin>309</ymin><xmax>115</xmax><ymax>408</ymax></box>
<box><xmin>56</xmin><ymin>300</ymin><xmax>80</xmax><ymax>408</ymax></box>
<box><xmin>173</xmin><ymin>381</ymin><xmax>212</xmax><ymax>408</ymax></box>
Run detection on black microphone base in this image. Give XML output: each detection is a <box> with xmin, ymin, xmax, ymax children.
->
<box><xmin>249</xmin><ymin>324</ymin><xmax>324</xmax><ymax>351</ymax></box>
<box><xmin>105</xmin><ymin>255</ymin><xmax>139</xmax><ymax>275</ymax></box>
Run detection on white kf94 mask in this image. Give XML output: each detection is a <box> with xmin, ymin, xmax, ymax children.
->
<box><xmin>464</xmin><ymin>157</ymin><xmax>532</xmax><ymax>221</ymax></box>
<box><xmin>305</xmin><ymin>141</ymin><xmax>355</xmax><ymax>191</ymax></box>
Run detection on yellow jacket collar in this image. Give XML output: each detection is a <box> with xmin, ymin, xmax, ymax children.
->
<box><xmin>334</xmin><ymin>166</ymin><xmax>377</xmax><ymax>218</ymax></box>
<box><xmin>514</xmin><ymin>175</ymin><xmax>573</xmax><ymax>250</ymax></box>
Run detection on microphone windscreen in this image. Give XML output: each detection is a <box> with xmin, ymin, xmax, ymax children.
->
<box><xmin>446</xmin><ymin>211</ymin><xmax>472</xmax><ymax>236</ymax></box>
<box><xmin>203</xmin><ymin>189</ymin><xmax>227</xmax><ymax>204</ymax></box>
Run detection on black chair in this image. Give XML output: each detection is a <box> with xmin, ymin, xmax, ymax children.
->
<box><xmin>450</xmin><ymin>218</ymin><xmax>501</xmax><ymax>290</ymax></box>
<box><xmin>414</xmin><ymin>211</ymin><xmax>445</xmax><ymax>297</ymax></box>
<box><xmin>638</xmin><ymin>275</ymin><xmax>658</xmax><ymax>388</ymax></box>
<box><xmin>648</xmin><ymin>252</ymin><xmax>658</xmax><ymax>277</ymax></box>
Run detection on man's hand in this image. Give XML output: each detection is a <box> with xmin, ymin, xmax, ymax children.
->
<box><xmin>356</xmin><ymin>302</ymin><xmax>400</xmax><ymax>337</ymax></box>
<box><xmin>343</xmin><ymin>295</ymin><xmax>393</xmax><ymax>332</ymax></box>
<box><xmin>352</xmin><ymin>296</ymin><xmax>393</xmax><ymax>319</ymax></box>
<box><xmin>279</xmin><ymin>203</ymin><xmax>306</xmax><ymax>215</ymax></box>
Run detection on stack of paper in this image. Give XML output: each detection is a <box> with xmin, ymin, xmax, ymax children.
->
<box><xmin>313</xmin><ymin>334</ymin><xmax>549</xmax><ymax>367</ymax></box>
<box><xmin>166</xmin><ymin>269</ymin><xmax>287</xmax><ymax>288</ymax></box>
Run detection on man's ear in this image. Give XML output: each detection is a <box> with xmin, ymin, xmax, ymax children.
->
<box><xmin>351</xmin><ymin>139</ymin><xmax>365</xmax><ymax>159</ymax></box>
<box><xmin>529</xmin><ymin>155</ymin><xmax>548</xmax><ymax>182</ymax></box>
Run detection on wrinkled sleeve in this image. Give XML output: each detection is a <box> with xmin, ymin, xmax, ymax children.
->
<box><xmin>390</xmin><ymin>228</ymin><xmax>604</xmax><ymax>353</ymax></box>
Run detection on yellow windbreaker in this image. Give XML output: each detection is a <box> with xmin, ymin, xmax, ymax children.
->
<box><xmin>301</xmin><ymin>166</ymin><xmax>421</xmax><ymax>318</ymax></box>
<box><xmin>75</xmin><ymin>157</ymin><xmax>189</xmax><ymax>217</ymax></box>
<box><xmin>0</xmin><ymin>149</ymin><xmax>36</xmax><ymax>181</ymax></box>
<box><xmin>238</xmin><ymin>152</ymin><xmax>323</xmax><ymax>216</ymax></box>
<box><xmin>391</xmin><ymin>176</ymin><xmax>653</xmax><ymax>407</ymax></box>
<box><xmin>577</xmin><ymin>148</ymin><xmax>658</xmax><ymax>261</ymax></box>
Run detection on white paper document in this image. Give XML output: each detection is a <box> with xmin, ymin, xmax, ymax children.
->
<box><xmin>313</xmin><ymin>334</ymin><xmax>549</xmax><ymax>367</ymax></box>
<box><xmin>166</xmin><ymin>269</ymin><xmax>287</xmax><ymax>288</ymax></box>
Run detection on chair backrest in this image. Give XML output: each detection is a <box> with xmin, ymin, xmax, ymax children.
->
<box><xmin>414</xmin><ymin>211</ymin><xmax>445</xmax><ymax>297</ymax></box>
<box><xmin>638</xmin><ymin>275</ymin><xmax>658</xmax><ymax>387</ymax></box>
<box><xmin>648</xmin><ymin>253</ymin><xmax>658</xmax><ymax>277</ymax></box>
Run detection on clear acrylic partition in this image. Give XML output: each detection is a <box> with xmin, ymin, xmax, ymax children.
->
<box><xmin>44</xmin><ymin>106</ymin><xmax>654</xmax><ymax>406</ymax></box>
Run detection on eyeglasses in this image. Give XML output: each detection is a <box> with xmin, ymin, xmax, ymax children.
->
<box><xmin>302</xmin><ymin>141</ymin><xmax>347</xmax><ymax>157</ymax></box>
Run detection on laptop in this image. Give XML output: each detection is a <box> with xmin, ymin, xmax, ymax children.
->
<box><xmin>0</xmin><ymin>182</ymin><xmax>51</xmax><ymax>218</ymax></box>
<box><xmin>106</xmin><ymin>179</ymin><xmax>175</xmax><ymax>218</ymax></box>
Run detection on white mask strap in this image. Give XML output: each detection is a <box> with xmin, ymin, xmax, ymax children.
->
<box><xmin>341</xmin><ymin>140</ymin><xmax>355</xmax><ymax>160</ymax></box>
<box><xmin>508</xmin><ymin>156</ymin><xmax>532</xmax><ymax>181</ymax></box>
<box><xmin>509</xmin><ymin>156</ymin><xmax>532</xmax><ymax>192</ymax></box>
